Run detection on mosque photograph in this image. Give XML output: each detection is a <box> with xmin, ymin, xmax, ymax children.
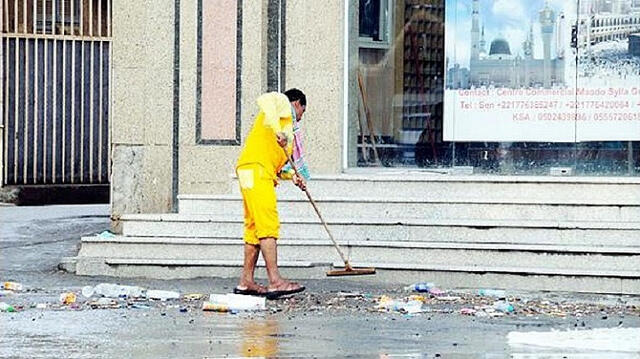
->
<box><xmin>446</xmin><ymin>0</ymin><xmax>568</xmax><ymax>90</ymax></box>
<box><xmin>576</xmin><ymin>0</ymin><xmax>640</xmax><ymax>87</ymax></box>
<box><xmin>445</xmin><ymin>0</ymin><xmax>640</xmax><ymax>90</ymax></box>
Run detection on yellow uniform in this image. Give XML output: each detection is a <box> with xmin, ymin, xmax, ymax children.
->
<box><xmin>236</xmin><ymin>93</ymin><xmax>294</xmax><ymax>245</ymax></box>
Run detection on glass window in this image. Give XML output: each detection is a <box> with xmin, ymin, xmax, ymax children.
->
<box><xmin>348</xmin><ymin>0</ymin><xmax>640</xmax><ymax>176</ymax></box>
<box><xmin>359</xmin><ymin>0</ymin><xmax>392</xmax><ymax>47</ymax></box>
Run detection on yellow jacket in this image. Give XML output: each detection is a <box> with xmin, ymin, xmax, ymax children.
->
<box><xmin>237</xmin><ymin>92</ymin><xmax>294</xmax><ymax>180</ymax></box>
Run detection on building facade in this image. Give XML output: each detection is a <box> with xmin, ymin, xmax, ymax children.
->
<box><xmin>56</xmin><ymin>0</ymin><xmax>640</xmax><ymax>293</ymax></box>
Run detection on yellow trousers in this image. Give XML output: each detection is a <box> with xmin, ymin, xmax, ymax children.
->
<box><xmin>236</xmin><ymin>164</ymin><xmax>280</xmax><ymax>245</ymax></box>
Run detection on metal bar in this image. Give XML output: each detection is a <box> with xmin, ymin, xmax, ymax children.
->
<box><xmin>43</xmin><ymin>37</ymin><xmax>48</xmax><ymax>182</ymax></box>
<box><xmin>89</xmin><ymin>0</ymin><xmax>92</xmax><ymax>36</ymax></box>
<box><xmin>70</xmin><ymin>0</ymin><xmax>75</xmax><ymax>182</ymax></box>
<box><xmin>61</xmin><ymin>33</ymin><xmax>66</xmax><ymax>182</ymax></box>
<box><xmin>97</xmin><ymin>0</ymin><xmax>101</xmax><ymax>37</ymax></box>
<box><xmin>31</xmin><ymin>8</ymin><xmax>38</xmax><ymax>174</ymax></box>
<box><xmin>79</xmin><ymin>40</ymin><xmax>83</xmax><ymax>182</ymax></box>
<box><xmin>2</xmin><ymin>32</ymin><xmax>112</xmax><ymax>41</ymax></box>
<box><xmin>2</xmin><ymin>0</ymin><xmax>6</xmax><ymax>33</ymax></box>
<box><xmin>71</xmin><ymin>39</ymin><xmax>75</xmax><ymax>182</ymax></box>
<box><xmin>3</xmin><ymin>38</ymin><xmax>8</xmax><ymax>184</ymax></box>
<box><xmin>89</xmin><ymin>40</ymin><xmax>93</xmax><ymax>182</ymax></box>
<box><xmin>106</xmin><ymin>0</ymin><xmax>110</xmax><ymax>36</ymax></box>
<box><xmin>51</xmin><ymin>0</ymin><xmax>55</xmax><ymax>35</ymax></box>
<box><xmin>71</xmin><ymin>0</ymin><xmax>74</xmax><ymax>34</ymax></box>
<box><xmin>22</xmin><ymin>0</ymin><xmax>26</xmax><ymax>33</ymax></box>
<box><xmin>24</xmin><ymin>38</ymin><xmax>29</xmax><ymax>184</ymax></box>
<box><xmin>52</xmin><ymin>37</ymin><xmax>56</xmax><ymax>182</ymax></box>
<box><xmin>98</xmin><ymin>40</ymin><xmax>102</xmax><ymax>182</ymax></box>
<box><xmin>14</xmin><ymin>0</ymin><xmax>17</xmax><ymax>33</ymax></box>
<box><xmin>14</xmin><ymin>35</ymin><xmax>19</xmax><ymax>184</ymax></box>
<box><xmin>34</xmin><ymin>38</ymin><xmax>38</xmax><ymax>183</ymax></box>
<box><xmin>3</xmin><ymin>0</ymin><xmax>7</xmax><ymax>33</ymax></box>
<box><xmin>33</xmin><ymin>0</ymin><xmax>36</xmax><ymax>34</ymax></box>
<box><xmin>80</xmin><ymin>0</ymin><xmax>83</xmax><ymax>35</ymax></box>
<box><xmin>41</xmin><ymin>0</ymin><xmax>45</xmax><ymax>34</ymax></box>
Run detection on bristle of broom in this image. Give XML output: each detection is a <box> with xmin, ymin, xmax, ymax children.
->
<box><xmin>326</xmin><ymin>267</ymin><xmax>376</xmax><ymax>276</ymax></box>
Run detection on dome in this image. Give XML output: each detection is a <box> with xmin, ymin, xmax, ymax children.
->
<box><xmin>489</xmin><ymin>38</ymin><xmax>511</xmax><ymax>56</ymax></box>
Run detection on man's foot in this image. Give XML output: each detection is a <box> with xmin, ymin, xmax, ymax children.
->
<box><xmin>266</xmin><ymin>281</ymin><xmax>305</xmax><ymax>300</ymax></box>
<box><xmin>234</xmin><ymin>282</ymin><xmax>267</xmax><ymax>296</ymax></box>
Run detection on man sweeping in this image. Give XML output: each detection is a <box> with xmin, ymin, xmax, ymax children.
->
<box><xmin>234</xmin><ymin>89</ymin><xmax>308</xmax><ymax>300</ymax></box>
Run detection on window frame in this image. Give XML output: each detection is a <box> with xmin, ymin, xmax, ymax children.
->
<box><xmin>358</xmin><ymin>0</ymin><xmax>394</xmax><ymax>49</ymax></box>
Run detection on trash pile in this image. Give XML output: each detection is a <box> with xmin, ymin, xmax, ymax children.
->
<box><xmin>369</xmin><ymin>282</ymin><xmax>639</xmax><ymax>319</ymax></box>
<box><xmin>1</xmin><ymin>281</ymin><xmax>24</xmax><ymax>312</ymax></box>
<box><xmin>2</xmin><ymin>280</ymin><xmax>639</xmax><ymax>320</ymax></box>
<box><xmin>1</xmin><ymin>281</ymin><xmax>270</xmax><ymax>315</ymax></box>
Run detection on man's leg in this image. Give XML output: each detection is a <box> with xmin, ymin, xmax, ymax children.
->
<box><xmin>259</xmin><ymin>237</ymin><xmax>283</xmax><ymax>285</ymax></box>
<box><xmin>237</xmin><ymin>243</ymin><xmax>266</xmax><ymax>293</ymax></box>
<box><xmin>251</xmin><ymin>167</ymin><xmax>304</xmax><ymax>297</ymax></box>
<box><xmin>260</xmin><ymin>237</ymin><xmax>302</xmax><ymax>293</ymax></box>
<box><xmin>236</xmin><ymin>166</ymin><xmax>266</xmax><ymax>294</ymax></box>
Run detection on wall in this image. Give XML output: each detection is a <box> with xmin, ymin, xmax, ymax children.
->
<box><xmin>177</xmin><ymin>0</ymin><xmax>269</xmax><ymax>197</ymax></box>
<box><xmin>111</xmin><ymin>0</ymin><xmax>347</xmax><ymax>229</ymax></box>
<box><xmin>110</xmin><ymin>0</ymin><xmax>175</xmax><ymax>228</ymax></box>
<box><xmin>285</xmin><ymin>0</ymin><xmax>345</xmax><ymax>174</ymax></box>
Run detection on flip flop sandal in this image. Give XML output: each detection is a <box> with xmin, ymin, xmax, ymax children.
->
<box><xmin>266</xmin><ymin>285</ymin><xmax>306</xmax><ymax>300</ymax></box>
<box><xmin>233</xmin><ymin>287</ymin><xmax>267</xmax><ymax>297</ymax></box>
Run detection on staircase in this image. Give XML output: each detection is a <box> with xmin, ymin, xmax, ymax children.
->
<box><xmin>72</xmin><ymin>172</ymin><xmax>640</xmax><ymax>294</ymax></box>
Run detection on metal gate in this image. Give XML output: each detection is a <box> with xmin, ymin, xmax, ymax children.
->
<box><xmin>1</xmin><ymin>0</ymin><xmax>110</xmax><ymax>185</ymax></box>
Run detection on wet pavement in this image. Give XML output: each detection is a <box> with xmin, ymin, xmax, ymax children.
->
<box><xmin>1</xmin><ymin>204</ymin><xmax>640</xmax><ymax>358</ymax></box>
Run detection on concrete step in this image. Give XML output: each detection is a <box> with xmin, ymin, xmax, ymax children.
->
<box><xmin>225</xmin><ymin>173</ymin><xmax>640</xmax><ymax>204</ymax></box>
<box><xmin>78</xmin><ymin>236</ymin><xmax>640</xmax><ymax>272</ymax></box>
<box><xmin>177</xmin><ymin>195</ymin><xmax>640</xmax><ymax>222</ymax></box>
<box><xmin>120</xmin><ymin>214</ymin><xmax>640</xmax><ymax>246</ymax></box>
<box><xmin>73</xmin><ymin>257</ymin><xmax>640</xmax><ymax>294</ymax></box>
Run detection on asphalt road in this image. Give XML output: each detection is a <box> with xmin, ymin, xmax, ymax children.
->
<box><xmin>1</xmin><ymin>204</ymin><xmax>640</xmax><ymax>358</ymax></box>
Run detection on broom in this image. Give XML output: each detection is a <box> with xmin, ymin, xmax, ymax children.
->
<box><xmin>283</xmin><ymin>148</ymin><xmax>376</xmax><ymax>276</ymax></box>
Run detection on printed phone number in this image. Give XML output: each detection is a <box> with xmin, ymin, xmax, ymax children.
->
<box><xmin>491</xmin><ymin>101</ymin><xmax>631</xmax><ymax>110</ymax></box>
<box><xmin>513</xmin><ymin>113</ymin><xmax>640</xmax><ymax>121</ymax></box>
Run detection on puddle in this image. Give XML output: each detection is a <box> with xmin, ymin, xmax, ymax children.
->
<box><xmin>508</xmin><ymin>327</ymin><xmax>640</xmax><ymax>357</ymax></box>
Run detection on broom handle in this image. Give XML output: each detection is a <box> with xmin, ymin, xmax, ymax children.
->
<box><xmin>283</xmin><ymin>148</ymin><xmax>352</xmax><ymax>270</ymax></box>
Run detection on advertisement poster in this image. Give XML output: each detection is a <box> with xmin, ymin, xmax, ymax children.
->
<box><xmin>443</xmin><ymin>0</ymin><xmax>640</xmax><ymax>142</ymax></box>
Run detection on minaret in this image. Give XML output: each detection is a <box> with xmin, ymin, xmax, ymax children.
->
<box><xmin>479</xmin><ymin>24</ymin><xmax>487</xmax><ymax>57</ymax></box>
<box><xmin>539</xmin><ymin>2</ymin><xmax>555</xmax><ymax>88</ymax></box>
<box><xmin>471</xmin><ymin>0</ymin><xmax>480</xmax><ymax>61</ymax></box>
<box><xmin>523</xmin><ymin>24</ymin><xmax>534</xmax><ymax>59</ymax></box>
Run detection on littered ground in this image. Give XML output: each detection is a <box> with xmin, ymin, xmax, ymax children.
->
<box><xmin>1</xmin><ymin>204</ymin><xmax>640</xmax><ymax>358</ymax></box>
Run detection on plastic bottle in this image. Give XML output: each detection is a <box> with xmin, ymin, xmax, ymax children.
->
<box><xmin>0</xmin><ymin>302</ymin><xmax>15</xmax><ymax>312</ymax></box>
<box><xmin>493</xmin><ymin>301</ymin><xmax>514</xmax><ymax>313</ymax></box>
<box><xmin>478</xmin><ymin>289</ymin><xmax>506</xmax><ymax>299</ymax></box>
<box><xmin>81</xmin><ymin>286</ymin><xmax>95</xmax><ymax>298</ymax></box>
<box><xmin>226</xmin><ymin>294</ymin><xmax>266</xmax><ymax>311</ymax></box>
<box><xmin>92</xmin><ymin>283</ymin><xmax>145</xmax><ymax>298</ymax></box>
<box><xmin>147</xmin><ymin>290</ymin><xmax>180</xmax><ymax>301</ymax></box>
<box><xmin>207</xmin><ymin>293</ymin><xmax>266</xmax><ymax>311</ymax></box>
<box><xmin>399</xmin><ymin>300</ymin><xmax>424</xmax><ymax>314</ymax></box>
<box><xmin>405</xmin><ymin>283</ymin><xmax>435</xmax><ymax>293</ymax></box>
<box><xmin>3</xmin><ymin>282</ymin><xmax>23</xmax><ymax>291</ymax></box>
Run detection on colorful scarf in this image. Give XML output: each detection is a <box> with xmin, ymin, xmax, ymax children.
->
<box><xmin>282</xmin><ymin>119</ymin><xmax>311</xmax><ymax>180</ymax></box>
